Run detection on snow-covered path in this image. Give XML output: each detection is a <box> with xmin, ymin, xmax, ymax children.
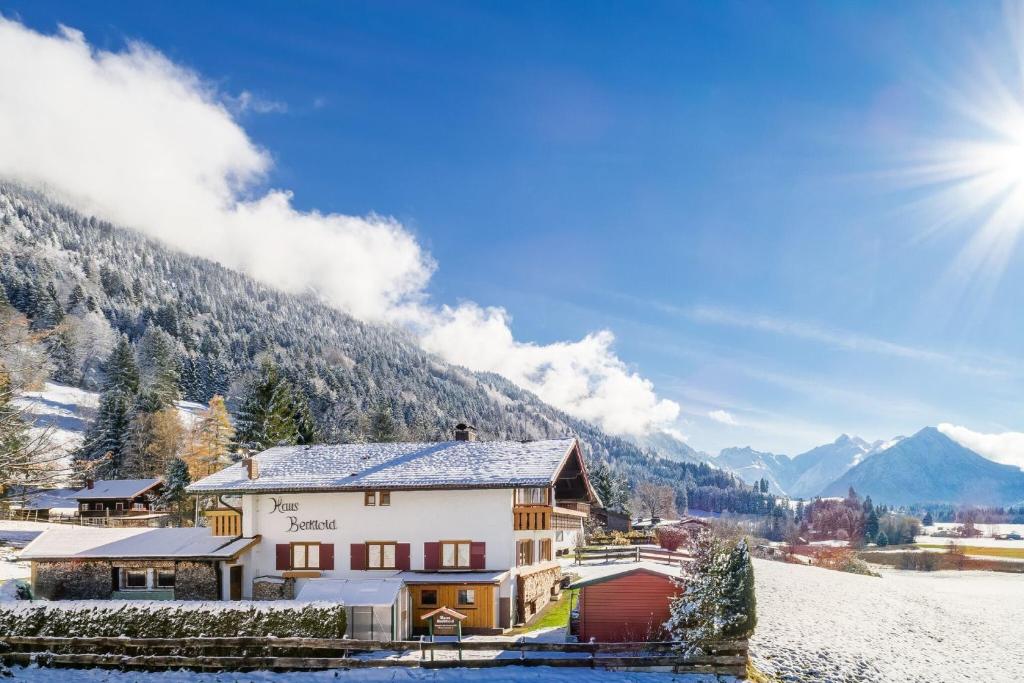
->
<box><xmin>751</xmin><ymin>558</ymin><xmax>1024</xmax><ymax>682</ymax></box>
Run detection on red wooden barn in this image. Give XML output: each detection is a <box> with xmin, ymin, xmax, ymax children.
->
<box><xmin>571</xmin><ymin>563</ymin><xmax>682</xmax><ymax>642</ymax></box>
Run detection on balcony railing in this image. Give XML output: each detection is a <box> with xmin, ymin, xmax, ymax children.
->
<box><xmin>205</xmin><ymin>509</ymin><xmax>242</xmax><ymax>536</ymax></box>
<box><xmin>514</xmin><ymin>505</ymin><xmax>552</xmax><ymax>530</ymax></box>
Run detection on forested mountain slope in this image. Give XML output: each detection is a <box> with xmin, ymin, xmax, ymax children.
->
<box><xmin>0</xmin><ymin>183</ymin><xmax>773</xmax><ymax>514</ymax></box>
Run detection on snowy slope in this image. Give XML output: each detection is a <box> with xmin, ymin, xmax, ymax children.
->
<box><xmin>785</xmin><ymin>434</ymin><xmax>873</xmax><ymax>499</ymax></box>
<box><xmin>14</xmin><ymin>382</ymin><xmax>207</xmax><ymax>480</ymax></box>
<box><xmin>714</xmin><ymin>446</ymin><xmax>792</xmax><ymax>494</ymax></box>
<box><xmin>752</xmin><ymin>558</ymin><xmax>1024</xmax><ymax>682</ymax></box>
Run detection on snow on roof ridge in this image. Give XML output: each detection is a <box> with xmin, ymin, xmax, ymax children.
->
<box><xmin>188</xmin><ymin>437</ymin><xmax>579</xmax><ymax>494</ymax></box>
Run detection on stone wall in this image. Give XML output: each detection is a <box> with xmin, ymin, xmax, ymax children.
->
<box><xmin>516</xmin><ymin>564</ymin><xmax>561</xmax><ymax>624</ymax></box>
<box><xmin>252</xmin><ymin>576</ymin><xmax>296</xmax><ymax>600</ymax></box>
<box><xmin>34</xmin><ymin>561</ymin><xmax>112</xmax><ymax>600</ymax></box>
<box><xmin>174</xmin><ymin>561</ymin><xmax>218</xmax><ymax>600</ymax></box>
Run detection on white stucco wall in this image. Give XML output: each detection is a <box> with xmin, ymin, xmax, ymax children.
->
<box><xmin>243</xmin><ymin>488</ymin><xmax>526</xmax><ymax>577</ymax></box>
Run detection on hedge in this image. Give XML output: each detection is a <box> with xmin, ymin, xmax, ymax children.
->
<box><xmin>0</xmin><ymin>601</ymin><xmax>346</xmax><ymax>638</ymax></box>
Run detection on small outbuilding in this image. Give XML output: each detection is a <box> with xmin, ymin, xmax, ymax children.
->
<box><xmin>570</xmin><ymin>562</ymin><xmax>682</xmax><ymax>642</ymax></box>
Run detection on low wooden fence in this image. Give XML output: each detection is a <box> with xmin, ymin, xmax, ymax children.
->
<box><xmin>0</xmin><ymin>635</ymin><xmax>748</xmax><ymax>677</ymax></box>
<box><xmin>575</xmin><ymin>545</ymin><xmax>690</xmax><ymax>565</ymax></box>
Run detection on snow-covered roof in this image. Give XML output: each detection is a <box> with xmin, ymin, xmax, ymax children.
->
<box><xmin>18</xmin><ymin>526</ymin><xmax>257</xmax><ymax>561</ymax></box>
<box><xmin>295</xmin><ymin>578</ymin><xmax>403</xmax><ymax>606</ymax></box>
<box><xmin>569</xmin><ymin>561</ymin><xmax>683</xmax><ymax>588</ymax></box>
<box><xmin>75</xmin><ymin>478</ymin><xmax>163</xmax><ymax>500</ymax></box>
<box><xmin>8</xmin><ymin>488</ymin><xmax>79</xmax><ymax>510</ymax></box>
<box><xmin>397</xmin><ymin>569</ymin><xmax>510</xmax><ymax>584</ymax></box>
<box><xmin>188</xmin><ymin>438</ymin><xmax>579</xmax><ymax>494</ymax></box>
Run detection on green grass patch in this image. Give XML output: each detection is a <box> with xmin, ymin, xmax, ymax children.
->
<box><xmin>507</xmin><ymin>589</ymin><xmax>578</xmax><ymax>636</ymax></box>
<box><xmin>916</xmin><ymin>544</ymin><xmax>1024</xmax><ymax>560</ymax></box>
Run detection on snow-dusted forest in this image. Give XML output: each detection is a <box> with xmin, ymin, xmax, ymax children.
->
<box><xmin>0</xmin><ymin>184</ymin><xmax>774</xmax><ymax>513</ymax></box>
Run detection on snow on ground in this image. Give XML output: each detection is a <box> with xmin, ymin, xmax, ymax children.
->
<box><xmin>0</xmin><ymin>667</ymin><xmax>729</xmax><ymax>683</ymax></box>
<box><xmin>916</xmin><ymin>535</ymin><xmax>1024</xmax><ymax>549</ymax></box>
<box><xmin>922</xmin><ymin>522</ymin><xmax>1024</xmax><ymax>539</ymax></box>
<box><xmin>752</xmin><ymin>558</ymin><xmax>1024</xmax><ymax>682</ymax></box>
<box><xmin>14</xmin><ymin>382</ymin><xmax>99</xmax><ymax>463</ymax></box>
<box><xmin>0</xmin><ymin>521</ymin><xmax>45</xmax><ymax>600</ymax></box>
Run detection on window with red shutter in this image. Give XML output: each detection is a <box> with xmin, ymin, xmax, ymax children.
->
<box><xmin>275</xmin><ymin>544</ymin><xmax>290</xmax><ymax>570</ymax></box>
<box><xmin>470</xmin><ymin>542</ymin><xmax>486</xmax><ymax>570</ymax></box>
<box><xmin>320</xmin><ymin>544</ymin><xmax>335</xmax><ymax>570</ymax></box>
<box><xmin>423</xmin><ymin>542</ymin><xmax>440</xmax><ymax>571</ymax></box>
<box><xmin>396</xmin><ymin>543</ymin><xmax>411</xmax><ymax>571</ymax></box>
<box><xmin>350</xmin><ymin>543</ymin><xmax>366</xmax><ymax>570</ymax></box>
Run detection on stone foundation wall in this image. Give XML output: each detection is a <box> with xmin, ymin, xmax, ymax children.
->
<box><xmin>252</xmin><ymin>577</ymin><xmax>296</xmax><ymax>600</ymax></box>
<box><xmin>34</xmin><ymin>560</ymin><xmax>112</xmax><ymax>600</ymax></box>
<box><xmin>174</xmin><ymin>561</ymin><xmax>218</xmax><ymax>600</ymax></box>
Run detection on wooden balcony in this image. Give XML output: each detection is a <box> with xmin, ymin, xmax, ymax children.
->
<box><xmin>205</xmin><ymin>509</ymin><xmax>242</xmax><ymax>536</ymax></box>
<box><xmin>514</xmin><ymin>505</ymin><xmax>552</xmax><ymax>531</ymax></box>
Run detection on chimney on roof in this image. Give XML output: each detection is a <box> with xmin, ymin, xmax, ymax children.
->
<box><xmin>85</xmin><ymin>478</ymin><xmax>94</xmax><ymax>490</ymax></box>
<box><xmin>453</xmin><ymin>423</ymin><xmax>477</xmax><ymax>442</ymax></box>
<box><xmin>243</xmin><ymin>457</ymin><xmax>259</xmax><ymax>480</ymax></box>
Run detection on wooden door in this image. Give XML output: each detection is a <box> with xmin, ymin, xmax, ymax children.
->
<box><xmin>229</xmin><ymin>566</ymin><xmax>242</xmax><ymax>600</ymax></box>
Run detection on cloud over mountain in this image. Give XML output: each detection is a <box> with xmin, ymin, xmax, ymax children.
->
<box><xmin>0</xmin><ymin>17</ymin><xmax>679</xmax><ymax>436</ymax></box>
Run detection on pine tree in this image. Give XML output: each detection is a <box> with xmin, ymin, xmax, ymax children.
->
<box><xmin>719</xmin><ymin>538</ymin><xmax>757</xmax><ymax>638</ymax></box>
<box><xmin>367</xmin><ymin>400</ymin><xmax>399</xmax><ymax>443</ymax></box>
<box><xmin>291</xmin><ymin>390</ymin><xmax>321</xmax><ymax>445</ymax></box>
<box><xmin>47</xmin><ymin>326</ymin><xmax>79</xmax><ymax>384</ymax></box>
<box><xmin>922</xmin><ymin>511</ymin><xmax>934</xmax><ymax>527</ymax></box>
<box><xmin>864</xmin><ymin>508</ymin><xmax>880</xmax><ymax>542</ymax></box>
<box><xmin>137</xmin><ymin>326</ymin><xmax>180</xmax><ymax>407</ymax></box>
<box><xmin>161</xmin><ymin>457</ymin><xmax>192</xmax><ymax>524</ymax></box>
<box><xmin>664</xmin><ymin>530</ymin><xmax>727</xmax><ymax>654</ymax></box>
<box><xmin>233</xmin><ymin>361</ymin><xmax>299</xmax><ymax>452</ymax></box>
<box><xmin>75</xmin><ymin>338</ymin><xmax>140</xmax><ymax>477</ymax></box>
<box><xmin>876</xmin><ymin>530</ymin><xmax>889</xmax><ymax>547</ymax></box>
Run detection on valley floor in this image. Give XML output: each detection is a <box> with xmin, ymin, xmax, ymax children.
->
<box><xmin>751</xmin><ymin>558</ymin><xmax>1024</xmax><ymax>682</ymax></box>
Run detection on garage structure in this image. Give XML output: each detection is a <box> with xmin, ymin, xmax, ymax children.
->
<box><xmin>570</xmin><ymin>563</ymin><xmax>683</xmax><ymax>642</ymax></box>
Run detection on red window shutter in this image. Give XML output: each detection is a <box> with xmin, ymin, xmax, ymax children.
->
<box><xmin>275</xmin><ymin>544</ymin><xmax>291</xmax><ymax>570</ymax></box>
<box><xmin>423</xmin><ymin>542</ymin><xmax>440</xmax><ymax>571</ymax></box>
<box><xmin>470</xmin><ymin>542</ymin><xmax>486</xmax><ymax>570</ymax></box>
<box><xmin>350</xmin><ymin>543</ymin><xmax>366</xmax><ymax>570</ymax></box>
<box><xmin>396</xmin><ymin>543</ymin><xmax>411</xmax><ymax>571</ymax></box>
<box><xmin>320</xmin><ymin>544</ymin><xmax>335</xmax><ymax>570</ymax></box>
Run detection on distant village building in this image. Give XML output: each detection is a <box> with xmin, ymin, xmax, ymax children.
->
<box><xmin>5</xmin><ymin>487</ymin><xmax>80</xmax><ymax>521</ymax></box>
<box><xmin>591</xmin><ymin>506</ymin><xmax>631</xmax><ymax>532</ymax></box>
<box><xmin>19</xmin><ymin>429</ymin><xmax>601</xmax><ymax>640</ymax></box>
<box><xmin>75</xmin><ymin>478</ymin><xmax>166</xmax><ymax>521</ymax></box>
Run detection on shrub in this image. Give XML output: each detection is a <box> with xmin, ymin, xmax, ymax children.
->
<box><xmin>0</xmin><ymin>601</ymin><xmax>347</xmax><ymax>638</ymax></box>
<box><xmin>656</xmin><ymin>526</ymin><xmax>687</xmax><ymax>552</ymax></box>
<box><xmin>814</xmin><ymin>547</ymin><xmax>880</xmax><ymax>577</ymax></box>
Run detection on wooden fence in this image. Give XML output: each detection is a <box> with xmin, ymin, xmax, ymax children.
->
<box><xmin>0</xmin><ymin>635</ymin><xmax>748</xmax><ymax>677</ymax></box>
<box><xmin>575</xmin><ymin>545</ymin><xmax>690</xmax><ymax>565</ymax></box>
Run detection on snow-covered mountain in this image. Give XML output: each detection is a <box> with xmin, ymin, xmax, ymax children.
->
<box><xmin>714</xmin><ymin>446</ymin><xmax>792</xmax><ymax>494</ymax></box>
<box><xmin>821</xmin><ymin>426</ymin><xmax>1024</xmax><ymax>506</ymax></box>
<box><xmin>632</xmin><ymin>431</ymin><xmax>712</xmax><ymax>465</ymax></box>
<box><xmin>785</xmin><ymin>434</ymin><xmax>876</xmax><ymax>499</ymax></box>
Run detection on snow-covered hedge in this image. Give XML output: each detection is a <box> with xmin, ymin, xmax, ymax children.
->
<box><xmin>0</xmin><ymin>600</ymin><xmax>347</xmax><ymax>637</ymax></box>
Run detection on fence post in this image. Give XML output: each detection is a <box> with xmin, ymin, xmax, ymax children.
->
<box><xmin>419</xmin><ymin>635</ymin><xmax>426</xmax><ymax>661</ymax></box>
<box><xmin>589</xmin><ymin>637</ymin><xmax>598</xmax><ymax>668</ymax></box>
<box><xmin>635</xmin><ymin>546</ymin><xmax>640</xmax><ymax>562</ymax></box>
<box><xmin>518</xmin><ymin>636</ymin><xmax>525</xmax><ymax>660</ymax></box>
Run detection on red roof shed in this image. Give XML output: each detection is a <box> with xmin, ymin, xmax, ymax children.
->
<box><xmin>570</xmin><ymin>563</ymin><xmax>683</xmax><ymax>642</ymax></box>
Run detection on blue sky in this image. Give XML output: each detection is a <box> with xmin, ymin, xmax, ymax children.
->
<box><xmin>5</xmin><ymin>1</ymin><xmax>1024</xmax><ymax>455</ymax></box>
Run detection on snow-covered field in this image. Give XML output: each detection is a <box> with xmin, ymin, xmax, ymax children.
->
<box><xmin>752</xmin><ymin>558</ymin><xmax>1024</xmax><ymax>682</ymax></box>
<box><xmin>13</xmin><ymin>383</ymin><xmax>99</xmax><ymax>460</ymax></box>
<box><xmin>921</xmin><ymin>522</ymin><xmax>1024</xmax><ymax>539</ymax></box>
<box><xmin>0</xmin><ymin>521</ymin><xmax>55</xmax><ymax>600</ymax></box>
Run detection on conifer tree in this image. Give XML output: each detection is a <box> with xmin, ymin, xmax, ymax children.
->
<box><xmin>922</xmin><ymin>511</ymin><xmax>934</xmax><ymax>527</ymax></box>
<box><xmin>75</xmin><ymin>337</ymin><xmax>140</xmax><ymax>477</ymax></box>
<box><xmin>719</xmin><ymin>538</ymin><xmax>757</xmax><ymax>638</ymax></box>
<box><xmin>664</xmin><ymin>530</ymin><xmax>727</xmax><ymax>654</ymax></box>
<box><xmin>161</xmin><ymin>456</ymin><xmax>192</xmax><ymax>524</ymax></box>
<box><xmin>865</xmin><ymin>508</ymin><xmax>880</xmax><ymax>542</ymax></box>
<box><xmin>367</xmin><ymin>400</ymin><xmax>399</xmax><ymax>442</ymax></box>
<box><xmin>233</xmin><ymin>361</ymin><xmax>298</xmax><ymax>452</ymax></box>
<box><xmin>137</xmin><ymin>326</ymin><xmax>180</xmax><ymax>407</ymax></box>
<box><xmin>876</xmin><ymin>530</ymin><xmax>889</xmax><ymax>547</ymax></box>
<box><xmin>183</xmin><ymin>395</ymin><xmax>234</xmax><ymax>478</ymax></box>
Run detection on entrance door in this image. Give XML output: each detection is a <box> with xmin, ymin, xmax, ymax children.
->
<box><xmin>229</xmin><ymin>566</ymin><xmax>242</xmax><ymax>600</ymax></box>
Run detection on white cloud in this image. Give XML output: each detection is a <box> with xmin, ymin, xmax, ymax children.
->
<box><xmin>708</xmin><ymin>409</ymin><xmax>739</xmax><ymax>426</ymax></box>
<box><xmin>420</xmin><ymin>304</ymin><xmax>680</xmax><ymax>435</ymax></box>
<box><xmin>0</xmin><ymin>17</ymin><xmax>680</xmax><ymax>436</ymax></box>
<box><xmin>225</xmin><ymin>90</ymin><xmax>288</xmax><ymax>114</ymax></box>
<box><xmin>938</xmin><ymin>423</ymin><xmax>1024</xmax><ymax>470</ymax></box>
